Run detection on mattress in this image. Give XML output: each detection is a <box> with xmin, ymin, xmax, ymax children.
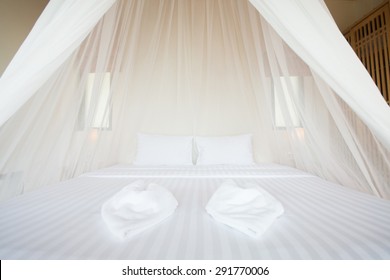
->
<box><xmin>0</xmin><ymin>164</ymin><xmax>389</xmax><ymax>260</ymax></box>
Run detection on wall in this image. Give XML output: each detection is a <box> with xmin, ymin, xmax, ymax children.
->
<box><xmin>0</xmin><ymin>0</ymin><xmax>49</xmax><ymax>76</ymax></box>
<box><xmin>325</xmin><ymin>0</ymin><xmax>387</xmax><ymax>32</ymax></box>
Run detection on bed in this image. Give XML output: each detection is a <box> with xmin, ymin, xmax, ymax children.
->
<box><xmin>0</xmin><ymin>163</ymin><xmax>389</xmax><ymax>260</ymax></box>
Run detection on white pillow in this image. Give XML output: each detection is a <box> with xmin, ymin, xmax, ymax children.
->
<box><xmin>133</xmin><ymin>133</ymin><xmax>193</xmax><ymax>165</ymax></box>
<box><xmin>195</xmin><ymin>134</ymin><xmax>254</xmax><ymax>165</ymax></box>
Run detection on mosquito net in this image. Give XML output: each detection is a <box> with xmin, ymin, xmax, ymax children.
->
<box><xmin>0</xmin><ymin>0</ymin><xmax>389</xmax><ymax>201</ymax></box>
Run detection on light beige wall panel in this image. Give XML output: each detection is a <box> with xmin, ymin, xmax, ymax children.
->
<box><xmin>325</xmin><ymin>0</ymin><xmax>387</xmax><ymax>32</ymax></box>
<box><xmin>0</xmin><ymin>0</ymin><xmax>49</xmax><ymax>76</ymax></box>
<box><xmin>325</xmin><ymin>0</ymin><xmax>357</xmax><ymax>31</ymax></box>
<box><xmin>355</xmin><ymin>0</ymin><xmax>387</xmax><ymax>20</ymax></box>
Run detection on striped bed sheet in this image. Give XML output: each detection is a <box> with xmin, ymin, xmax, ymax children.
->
<box><xmin>0</xmin><ymin>164</ymin><xmax>389</xmax><ymax>260</ymax></box>
<box><xmin>81</xmin><ymin>163</ymin><xmax>314</xmax><ymax>178</ymax></box>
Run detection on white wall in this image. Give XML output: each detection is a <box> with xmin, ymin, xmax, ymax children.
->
<box><xmin>0</xmin><ymin>0</ymin><xmax>49</xmax><ymax>76</ymax></box>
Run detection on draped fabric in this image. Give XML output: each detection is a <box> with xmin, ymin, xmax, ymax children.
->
<box><xmin>0</xmin><ymin>0</ymin><xmax>389</xmax><ymax>201</ymax></box>
<box><xmin>250</xmin><ymin>0</ymin><xmax>390</xmax><ymax>152</ymax></box>
<box><xmin>0</xmin><ymin>0</ymin><xmax>117</xmax><ymax>128</ymax></box>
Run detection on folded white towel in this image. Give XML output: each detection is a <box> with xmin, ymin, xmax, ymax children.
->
<box><xmin>101</xmin><ymin>180</ymin><xmax>178</xmax><ymax>239</ymax></box>
<box><xmin>206</xmin><ymin>180</ymin><xmax>284</xmax><ymax>238</ymax></box>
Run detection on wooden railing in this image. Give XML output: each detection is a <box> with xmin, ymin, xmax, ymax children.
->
<box><xmin>344</xmin><ymin>2</ymin><xmax>390</xmax><ymax>105</ymax></box>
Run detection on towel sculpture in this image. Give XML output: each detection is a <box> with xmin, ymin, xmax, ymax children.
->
<box><xmin>206</xmin><ymin>180</ymin><xmax>284</xmax><ymax>238</ymax></box>
<box><xmin>101</xmin><ymin>180</ymin><xmax>178</xmax><ymax>239</ymax></box>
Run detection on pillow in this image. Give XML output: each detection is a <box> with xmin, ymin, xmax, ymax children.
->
<box><xmin>195</xmin><ymin>134</ymin><xmax>254</xmax><ymax>165</ymax></box>
<box><xmin>133</xmin><ymin>133</ymin><xmax>193</xmax><ymax>165</ymax></box>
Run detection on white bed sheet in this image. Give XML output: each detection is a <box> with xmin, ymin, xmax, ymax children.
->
<box><xmin>81</xmin><ymin>163</ymin><xmax>314</xmax><ymax>178</ymax></box>
<box><xmin>0</xmin><ymin>164</ymin><xmax>389</xmax><ymax>260</ymax></box>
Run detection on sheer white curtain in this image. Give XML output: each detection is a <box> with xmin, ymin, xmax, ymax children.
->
<box><xmin>249</xmin><ymin>0</ymin><xmax>390</xmax><ymax>151</ymax></box>
<box><xmin>0</xmin><ymin>0</ymin><xmax>117</xmax><ymax>127</ymax></box>
<box><xmin>0</xmin><ymin>0</ymin><xmax>389</xmax><ymax>201</ymax></box>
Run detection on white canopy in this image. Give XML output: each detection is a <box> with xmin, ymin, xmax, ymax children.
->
<box><xmin>0</xmin><ymin>0</ymin><xmax>389</xmax><ymax>200</ymax></box>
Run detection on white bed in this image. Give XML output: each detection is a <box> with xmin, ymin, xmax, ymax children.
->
<box><xmin>1</xmin><ymin>164</ymin><xmax>389</xmax><ymax>260</ymax></box>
